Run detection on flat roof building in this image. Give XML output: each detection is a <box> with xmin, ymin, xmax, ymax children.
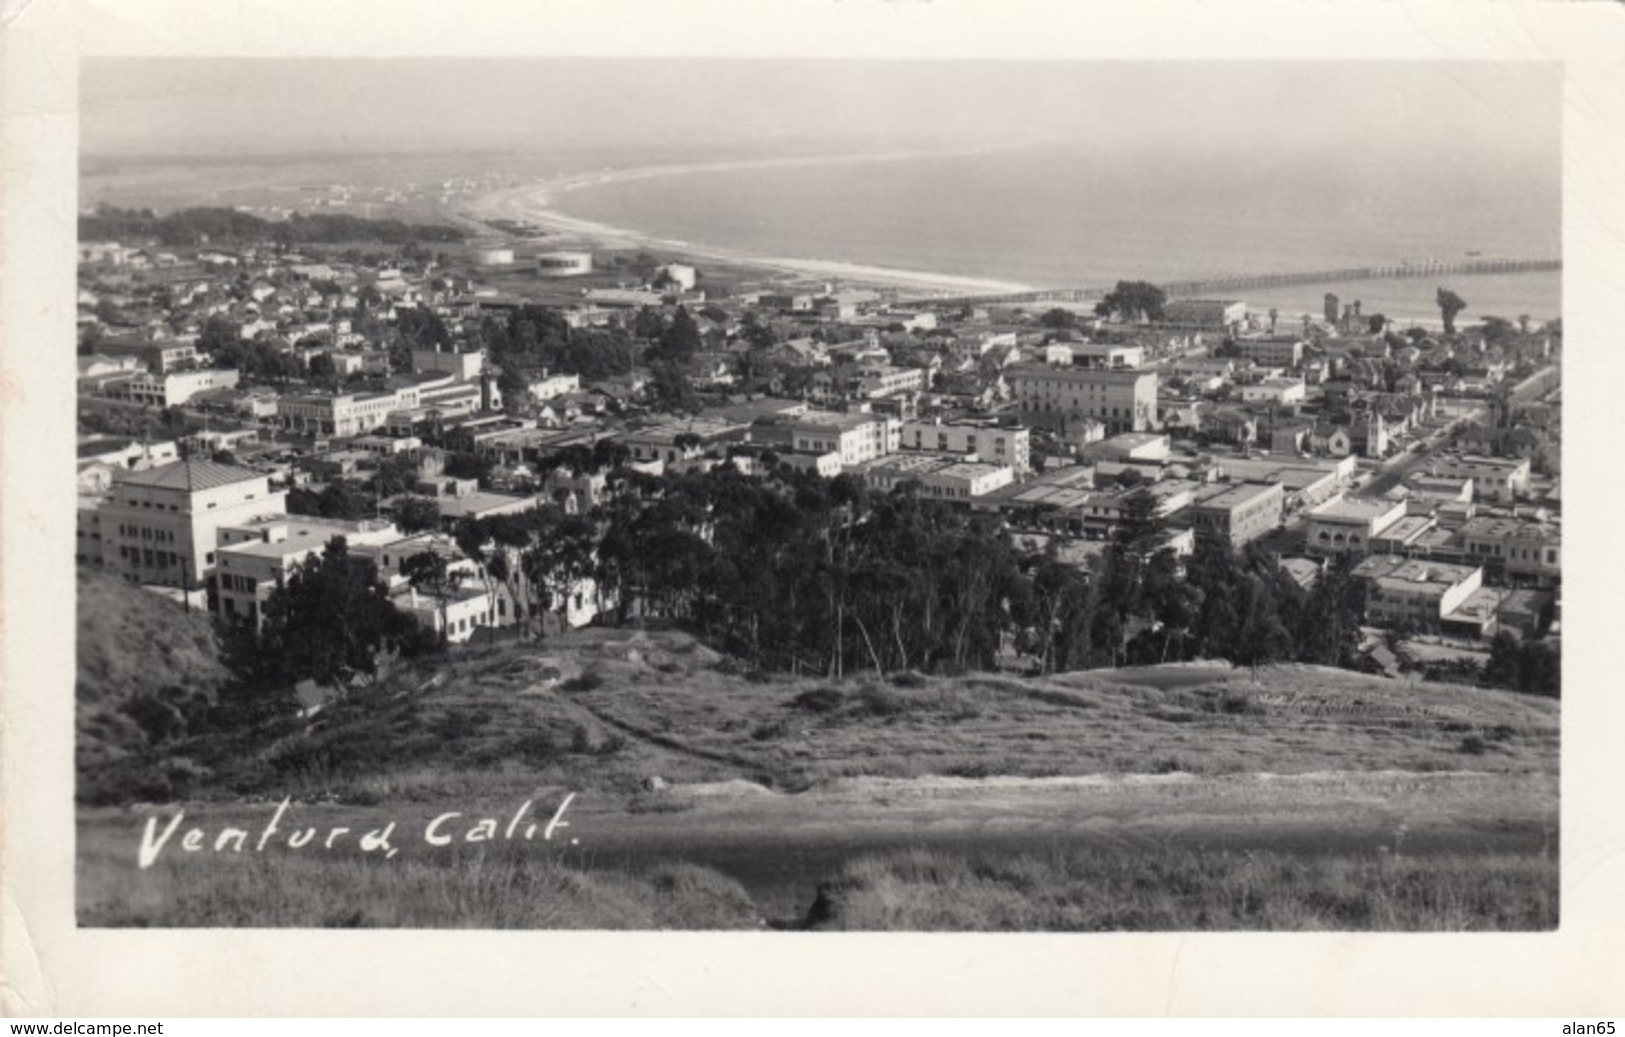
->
<box><xmin>1304</xmin><ymin>496</ymin><xmax>1409</xmax><ymax>557</ymax></box>
<box><xmin>1185</xmin><ymin>480</ymin><xmax>1285</xmax><ymax>548</ymax></box>
<box><xmin>900</xmin><ymin>418</ymin><xmax>1032</xmax><ymax>473</ymax></box>
<box><xmin>1353</xmin><ymin>555</ymin><xmax>1484</xmax><ymax>630</ymax></box>
<box><xmin>1007</xmin><ymin>364</ymin><xmax>1159</xmax><ymax>434</ymax></box>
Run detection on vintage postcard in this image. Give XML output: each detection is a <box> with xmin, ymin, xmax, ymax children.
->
<box><xmin>3</xmin><ymin>0</ymin><xmax>1623</xmax><ymax>1018</ymax></box>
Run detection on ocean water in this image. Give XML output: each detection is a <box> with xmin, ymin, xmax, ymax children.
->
<box><xmin>552</xmin><ymin>143</ymin><xmax>1561</xmax><ymax>321</ymax></box>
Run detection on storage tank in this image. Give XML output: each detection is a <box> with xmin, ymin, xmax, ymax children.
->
<box><xmin>469</xmin><ymin>245</ymin><xmax>515</xmax><ymax>267</ymax></box>
<box><xmin>536</xmin><ymin>251</ymin><xmax>594</xmax><ymax>277</ymax></box>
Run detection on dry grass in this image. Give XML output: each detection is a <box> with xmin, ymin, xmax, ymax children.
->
<box><xmin>562</xmin><ymin>643</ymin><xmax>1558</xmax><ymax>791</ymax></box>
<box><xmin>806</xmin><ymin>846</ymin><xmax>1557</xmax><ymax>932</ymax></box>
<box><xmin>76</xmin><ymin>569</ymin><xmax>230</xmax><ymax>786</ymax></box>
<box><xmin>77</xmin><ymin>824</ymin><xmax>762</xmax><ymax>929</ymax></box>
<box><xmin>90</xmin><ymin>630</ymin><xmax>1556</xmax><ymax>809</ymax></box>
<box><xmin>75</xmin><ymin>630</ymin><xmax>1559</xmax><ymax>930</ymax></box>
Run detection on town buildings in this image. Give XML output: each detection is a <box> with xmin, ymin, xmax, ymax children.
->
<box><xmin>1303</xmin><ymin>496</ymin><xmax>1409</xmax><ymax>558</ymax></box>
<box><xmin>899</xmin><ymin>418</ymin><xmax>1031</xmax><ymax>473</ymax></box>
<box><xmin>1184</xmin><ymin>481</ymin><xmax>1285</xmax><ymax>548</ymax></box>
<box><xmin>86</xmin><ymin>460</ymin><xmax>287</xmax><ymax>590</ymax></box>
<box><xmin>1007</xmin><ymin>365</ymin><xmax>1159</xmax><ymax>433</ymax></box>
<box><xmin>1432</xmin><ymin>454</ymin><xmax>1532</xmax><ymax>504</ymax></box>
<box><xmin>1354</xmin><ymin>555</ymin><xmax>1485</xmax><ymax>630</ymax></box>
<box><xmin>104</xmin><ymin>368</ymin><xmax>241</xmax><ymax>408</ymax></box>
<box><xmin>788</xmin><ymin>411</ymin><xmax>901</xmax><ymax>468</ymax></box>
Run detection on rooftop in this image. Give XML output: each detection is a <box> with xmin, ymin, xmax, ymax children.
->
<box><xmin>792</xmin><ymin>410</ymin><xmax>890</xmax><ymax>431</ymax></box>
<box><xmin>1355</xmin><ymin>555</ymin><xmax>1480</xmax><ymax>587</ymax></box>
<box><xmin>1010</xmin><ymin>364</ymin><xmax>1153</xmax><ymax>383</ymax></box>
<box><xmin>1443</xmin><ymin>586</ymin><xmax>1503</xmax><ymax>622</ymax></box>
<box><xmin>1440</xmin><ymin>453</ymin><xmax>1530</xmax><ymax>471</ymax></box>
<box><xmin>934</xmin><ymin>462</ymin><xmax>1009</xmax><ymax>480</ymax></box>
<box><xmin>1193</xmin><ymin>481</ymin><xmax>1282</xmax><ymax>511</ymax></box>
<box><xmin>221</xmin><ymin>517</ymin><xmax>396</xmax><ymax>560</ymax></box>
<box><xmin>1372</xmin><ymin>514</ymin><xmax>1436</xmax><ymax>544</ymax></box>
<box><xmin>1005</xmin><ymin>485</ymin><xmax>1094</xmax><ymax>509</ymax></box>
<box><xmin>112</xmin><ymin>459</ymin><xmax>265</xmax><ymax>493</ymax></box>
<box><xmin>77</xmin><ymin>437</ymin><xmax>136</xmax><ymax>459</ymax></box>
<box><xmin>859</xmin><ymin>454</ymin><xmax>946</xmax><ymax>476</ymax></box>
<box><xmin>1310</xmin><ymin>496</ymin><xmax>1403</xmax><ymax>522</ymax></box>
<box><xmin>436</xmin><ymin>491</ymin><xmax>541</xmax><ymax>520</ymax></box>
<box><xmin>1460</xmin><ymin>515</ymin><xmax>1559</xmax><ymax>540</ymax></box>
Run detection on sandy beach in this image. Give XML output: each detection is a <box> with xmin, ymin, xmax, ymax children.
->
<box><xmin>461</xmin><ymin>146</ymin><xmax>1043</xmax><ymax>296</ymax></box>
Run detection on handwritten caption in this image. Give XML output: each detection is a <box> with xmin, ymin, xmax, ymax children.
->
<box><xmin>137</xmin><ymin>794</ymin><xmax>577</xmax><ymax>868</ymax></box>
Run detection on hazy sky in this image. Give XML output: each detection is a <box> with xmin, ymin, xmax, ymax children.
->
<box><xmin>82</xmin><ymin>58</ymin><xmax>1561</xmax><ymax>174</ymax></box>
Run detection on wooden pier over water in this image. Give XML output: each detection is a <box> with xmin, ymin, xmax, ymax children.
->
<box><xmin>894</xmin><ymin>257</ymin><xmax>1561</xmax><ymax>309</ymax></box>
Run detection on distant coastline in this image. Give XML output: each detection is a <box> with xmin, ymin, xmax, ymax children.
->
<box><xmin>464</xmin><ymin>146</ymin><xmax>1560</xmax><ymax>322</ymax></box>
<box><xmin>463</xmin><ymin>145</ymin><xmax>1046</xmax><ymax>296</ymax></box>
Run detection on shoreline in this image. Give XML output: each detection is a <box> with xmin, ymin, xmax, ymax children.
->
<box><xmin>464</xmin><ymin>167</ymin><xmax>1561</xmax><ymax>319</ymax></box>
<box><xmin>460</xmin><ymin>146</ymin><xmax>1046</xmax><ymax>296</ymax></box>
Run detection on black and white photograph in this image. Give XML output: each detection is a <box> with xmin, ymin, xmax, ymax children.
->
<box><xmin>67</xmin><ymin>53</ymin><xmax>1566</xmax><ymax>932</ymax></box>
<box><xmin>5</xmin><ymin>0</ymin><xmax>1625</xmax><ymax>1018</ymax></box>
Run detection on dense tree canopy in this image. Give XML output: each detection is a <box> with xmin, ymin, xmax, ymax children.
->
<box><xmin>1436</xmin><ymin>288</ymin><xmax>1468</xmax><ymax>335</ymax></box>
<box><xmin>1096</xmin><ymin>281</ymin><xmax>1167</xmax><ymax>323</ymax></box>
<box><xmin>220</xmin><ymin>538</ymin><xmax>429</xmax><ymax>718</ymax></box>
<box><xmin>78</xmin><ymin>205</ymin><xmax>465</xmax><ymax>248</ymax></box>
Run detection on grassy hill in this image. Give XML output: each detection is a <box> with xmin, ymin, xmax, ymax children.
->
<box><xmin>75</xmin><ymin>625</ymin><xmax>1560</xmax><ymax>929</ymax></box>
<box><xmin>81</xmin><ymin>624</ymin><xmax>1557</xmax><ymax>808</ymax></box>
<box><xmin>76</xmin><ymin>568</ymin><xmax>230</xmax><ymax>801</ymax></box>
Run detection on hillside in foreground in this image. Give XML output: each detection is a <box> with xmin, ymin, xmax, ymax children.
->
<box><xmin>76</xmin><ymin>568</ymin><xmax>230</xmax><ymax>787</ymax></box>
<box><xmin>77</xmin><ymin>623</ymin><xmax>1558</xmax><ymax>807</ymax></box>
<box><xmin>76</xmin><ymin>619</ymin><xmax>1559</xmax><ymax>930</ymax></box>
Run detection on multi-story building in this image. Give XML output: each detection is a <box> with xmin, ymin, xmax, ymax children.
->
<box><xmin>214</xmin><ymin>515</ymin><xmax>402</xmax><ymax>627</ymax></box>
<box><xmin>1007</xmin><ymin>364</ymin><xmax>1158</xmax><ymax>433</ymax></box>
<box><xmin>1209</xmin><ymin>456</ymin><xmax>1351</xmax><ymax>510</ymax></box>
<box><xmin>788</xmin><ymin>411</ymin><xmax>901</xmax><ymax>468</ymax></box>
<box><xmin>1234</xmin><ymin>337</ymin><xmax>1306</xmax><ymax>367</ymax></box>
<box><xmin>1239</xmin><ymin>377</ymin><xmax>1307</xmax><ymax>406</ymax></box>
<box><xmin>1303</xmin><ymin>496</ymin><xmax>1409</xmax><ymax>557</ymax></box>
<box><xmin>96</xmin><ymin>340</ymin><xmax>204</xmax><ymax>374</ymax></box>
<box><xmin>1457</xmin><ymin>515</ymin><xmax>1561</xmax><ymax>586</ymax></box>
<box><xmin>278</xmin><ymin>390</ymin><xmax>408</xmax><ymax>437</ymax></box>
<box><xmin>899</xmin><ymin>419</ymin><xmax>1031</xmax><ymax>473</ymax></box>
<box><xmin>854</xmin><ymin>455</ymin><xmax>1014</xmax><ymax>501</ymax></box>
<box><xmin>104</xmin><ymin>368</ymin><xmax>241</xmax><ymax>408</ymax></box>
<box><xmin>1354</xmin><ymin>555</ymin><xmax>1484</xmax><ymax>630</ymax></box>
<box><xmin>1185</xmin><ymin>480</ymin><xmax>1285</xmax><ymax>548</ymax></box>
<box><xmin>852</xmin><ymin>363</ymin><xmax>927</xmax><ymax>399</ymax></box>
<box><xmin>89</xmin><ymin>460</ymin><xmax>286</xmax><ymax>590</ymax></box>
<box><xmin>1432</xmin><ymin>454</ymin><xmax>1532</xmax><ymax>504</ymax></box>
<box><xmin>1054</xmin><ymin>341</ymin><xmax>1146</xmax><ymax>370</ymax></box>
<box><xmin>412</xmin><ymin>347</ymin><xmax>485</xmax><ymax>381</ymax></box>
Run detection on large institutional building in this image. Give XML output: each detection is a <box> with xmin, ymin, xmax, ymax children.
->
<box><xmin>1006</xmin><ymin>365</ymin><xmax>1159</xmax><ymax>433</ymax></box>
<box><xmin>81</xmin><ymin>460</ymin><xmax>286</xmax><ymax>590</ymax></box>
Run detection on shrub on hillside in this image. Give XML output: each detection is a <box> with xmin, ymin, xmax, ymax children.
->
<box><xmin>791</xmin><ymin>687</ymin><xmax>845</xmax><ymax>714</ymax></box>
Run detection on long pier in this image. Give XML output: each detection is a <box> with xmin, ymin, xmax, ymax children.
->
<box><xmin>894</xmin><ymin>257</ymin><xmax>1560</xmax><ymax>309</ymax></box>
